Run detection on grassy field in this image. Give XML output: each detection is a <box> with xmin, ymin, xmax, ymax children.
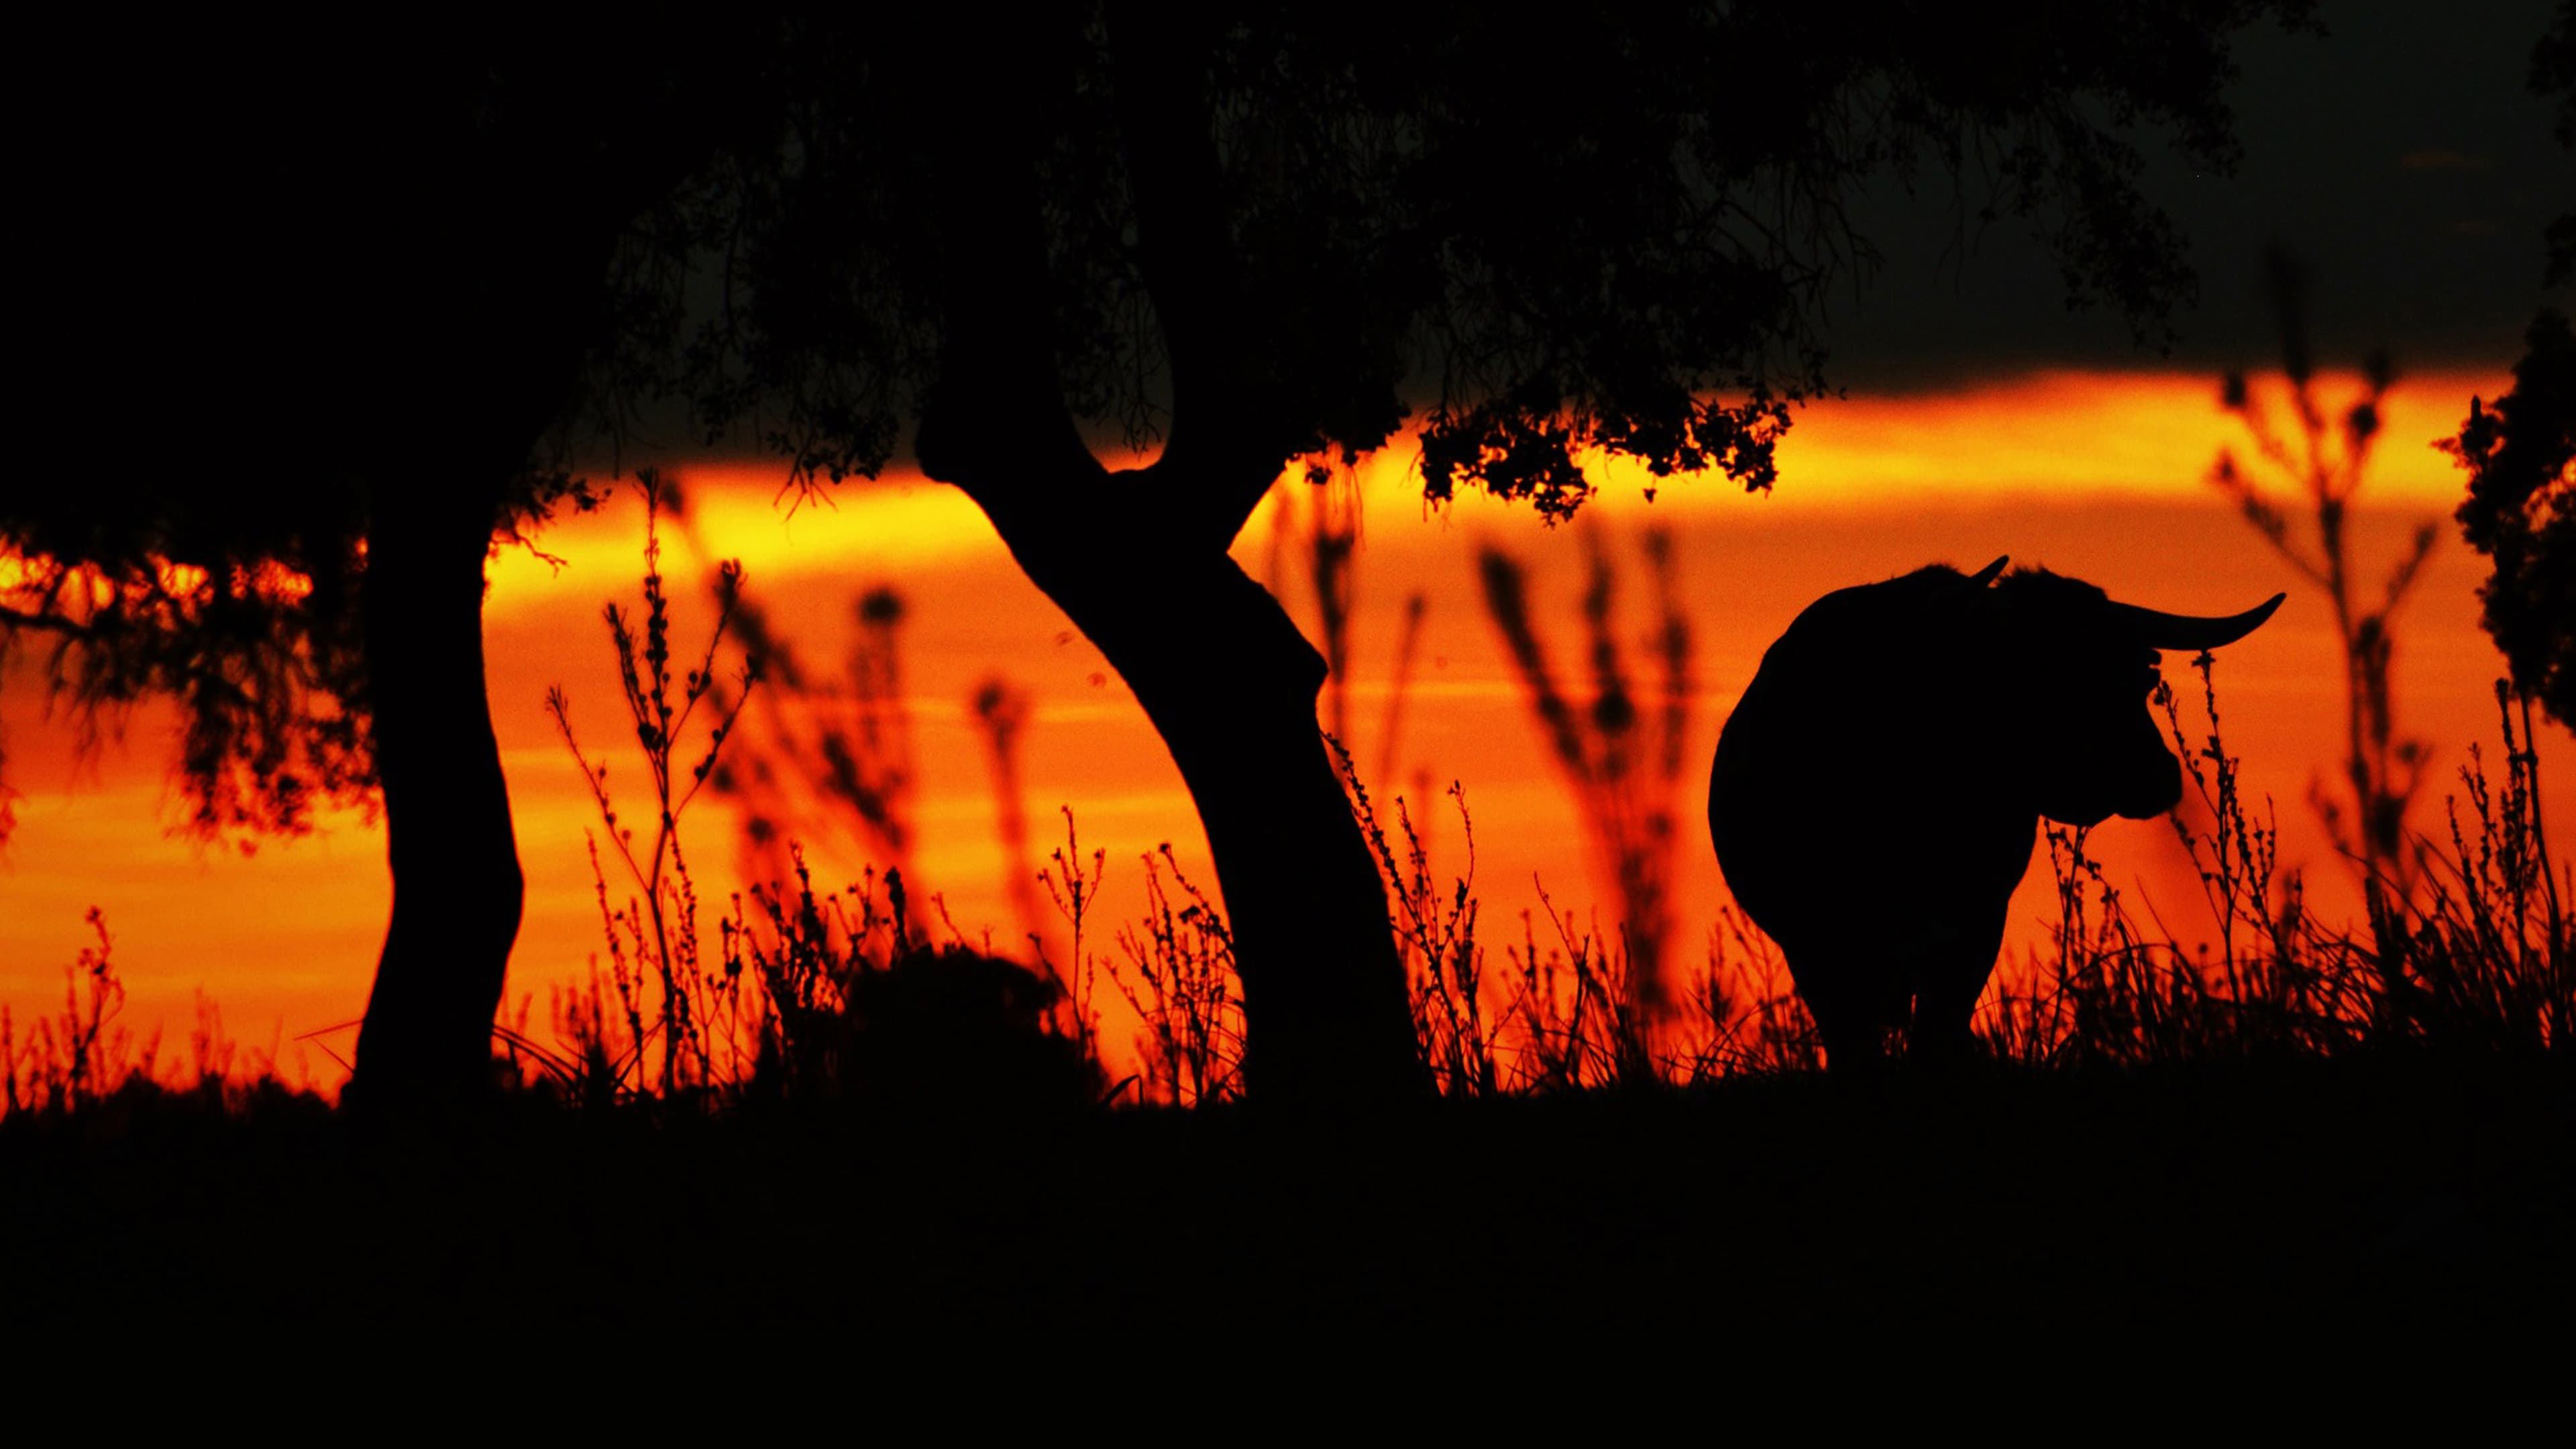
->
<box><xmin>6</xmin><ymin>518</ymin><xmax>2567</xmax><ymax>1374</ymax></box>
<box><xmin>5</xmin><ymin>1052</ymin><xmax>2567</xmax><ymax>1373</ymax></box>
<box><xmin>5</xmin><ymin>726</ymin><xmax>2566</xmax><ymax>1366</ymax></box>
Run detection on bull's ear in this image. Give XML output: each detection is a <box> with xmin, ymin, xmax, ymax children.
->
<box><xmin>1934</xmin><ymin>557</ymin><xmax>2016</xmax><ymax>654</ymax></box>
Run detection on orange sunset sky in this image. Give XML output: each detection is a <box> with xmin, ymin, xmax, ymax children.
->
<box><xmin>3</xmin><ymin>366</ymin><xmax>2563</xmax><ymax>1089</ymax></box>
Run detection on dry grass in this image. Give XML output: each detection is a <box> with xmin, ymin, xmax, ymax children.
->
<box><xmin>8</xmin><ymin>502</ymin><xmax>2565</xmax><ymax>1128</ymax></box>
<box><xmin>1976</xmin><ymin>660</ymin><xmax>2567</xmax><ymax>1068</ymax></box>
<box><xmin>12</xmin><ymin>650</ymin><xmax>2556</xmax><ymax>1128</ymax></box>
<box><xmin>1</xmin><ymin>908</ymin><xmax>322</xmax><ymax>1124</ymax></box>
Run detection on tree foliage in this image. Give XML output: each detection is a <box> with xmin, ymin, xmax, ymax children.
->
<box><xmin>678</xmin><ymin>1</ymin><xmax>2314</xmax><ymax>515</ymax></box>
<box><xmin>2</xmin><ymin>14</ymin><xmax>765</xmax><ymax>846</ymax></box>
<box><xmin>2533</xmin><ymin>0</ymin><xmax>2575</xmax><ymax>287</ymax></box>
<box><xmin>3</xmin><ymin>3</ymin><xmax>2317</xmax><ymax>1102</ymax></box>
<box><xmin>2440</xmin><ymin>4</ymin><xmax>2576</xmax><ymax>735</ymax></box>
<box><xmin>0</xmin><ymin>486</ymin><xmax>370</xmax><ymax>844</ymax></box>
<box><xmin>2447</xmin><ymin>309</ymin><xmax>2576</xmax><ymax>732</ymax></box>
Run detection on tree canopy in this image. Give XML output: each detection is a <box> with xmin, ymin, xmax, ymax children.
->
<box><xmin>637</xmin><ymin>1</ymin><xmax>2318</xmax><ymax>1102</ymax></box>
<box><xmin>5</xmin><ymin>15</ymin><xmax>747</xmax><ymax>842</ymax></box>
<box><xmin>2442</xmin><ymin>3</ymin><xmax>2576</xmax><ymax>734</ymax></box>
<box><xmin>672</xmin><ymin>3</ymin><xmax>2311</xmax><ymax>508</ymax></box>
<box><xmin>6</xmin><ymin>12</ymin><xmax>786</xmax><ymax>1103</ymax></box>
<box><xmin>4</xmin><ymin>2</ymin><xmax>2318</xmax><ymax>1104</ymax></box>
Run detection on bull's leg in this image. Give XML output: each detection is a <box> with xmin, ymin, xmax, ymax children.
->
<box><xmin>1807</xmin><ymin>996</ymin><xmax>1876</xmax><ymax>1071</ymax></box>
<box><xmin>1905</xmin><ymin>989</ymin><xmax>1981</xmax><ymax>1064</ymax></box>
<box><xmin>1907</xmin><ymin>908</ymin><xmax>2010</xmax><ymax>1065</ymax></box>
<box><xmin>1792</xmin><ymin>949</ymin><xmax>1902</xmax><ymax>1073</ymax></box>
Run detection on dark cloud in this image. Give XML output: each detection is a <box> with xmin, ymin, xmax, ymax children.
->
<box><xmin>2396</xmin><ymin>149</ymin><xmax>2497</xmax><ymax>171</ymax></box>
<box><xmin>1823</xmin><ymin>1</ymin><xmax>2571</xmax><ymax>388</ymax></box>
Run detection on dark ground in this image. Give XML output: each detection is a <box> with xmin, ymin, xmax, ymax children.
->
<box><xmin>6</xmin><ymin>1053</ymin><xmax>2569</xmax><ymax>1382</ymax></box>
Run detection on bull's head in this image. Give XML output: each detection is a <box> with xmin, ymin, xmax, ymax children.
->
<box><xmin>1957</xmin><ymin>559</ymin><xmax>2283</xmax><ymax>827</ymax></box>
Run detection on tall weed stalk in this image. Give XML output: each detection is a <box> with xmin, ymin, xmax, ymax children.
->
<box><xmin>1104</xmin><ymin>845</ymin><xmax>1244</xmax><ymax>1107</ymax></box>
<box><xmin>2212</xmin><ymin>249</ymin><xmax>2438</xmax><ymax>1018</ymax></box>
<box><xmin>1477</xmin><ymin>525</ymin><xmax>1693</xmax><ymax>1058</ymax></box>
<box><xmin>1</xmin><ymin>910</ymin><xmax>312</xmax><ymax>1120</ymax></box>
<box><xmin>1336</xmin><ymin>737</ymin><xmax>1497</xmax><ymax>1096</ymax></box>
<box><xmin>546</xmin><ymin>485</ymin><xmax>1104</xmax><ymax>1114</ymax></box>
<box><xmin>1982</xmin><ymin>656</ymin><xmax>2568</xmax><ymax>1064</ymax></box>
<box><xmin>546</xmin><ymin>474</ymin><xmax>758</xmax><ymax>1103</ymax></box>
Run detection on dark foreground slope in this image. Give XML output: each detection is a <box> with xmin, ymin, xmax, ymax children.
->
<box><xmin>7</xmin><ymin>1055</ymin><xmax>2568</xmax><ymax>1373</ymax></box>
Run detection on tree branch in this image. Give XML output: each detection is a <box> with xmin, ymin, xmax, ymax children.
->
<box><xmin>1106</xmin><ymin>5</ymin><xmax>1303</xmax><ymax>545</ymax></box>
<box><xmin>903</xmin><ymin>28</ymin><xmax>1112</xmax><ymax>538</ymax></box>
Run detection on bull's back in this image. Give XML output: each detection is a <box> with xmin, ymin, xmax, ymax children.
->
<box><xmin>1708</xmin><ymin>579</ymin><xmax>2013</xmax><ymax>951</ymax></box>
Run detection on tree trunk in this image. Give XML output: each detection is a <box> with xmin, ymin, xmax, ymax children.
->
<box><xmin>995</xmin><ymin>511</ymin><xmax>1429</xmax><ymax>1107</ymax></box>
<box><xmin>906</xmin><ymin>11</ymin><xmax>1426</xmax><ymax>1106</ymax></box>
<box><xmin>347</xmin><ymin>478</ymin><xmax>523</xmax><ymax>1109</ymax></box>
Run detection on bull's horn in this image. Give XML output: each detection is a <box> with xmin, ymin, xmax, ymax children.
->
<box><xmin>1968</xmin><ymin>555</ymin><xmax>2008</xmax><ymax>588</ymax></box>
<box><xmin>2114</xmin><ymin>592</ymin><xmax>2287</xmax><ymax>650</ymax></box>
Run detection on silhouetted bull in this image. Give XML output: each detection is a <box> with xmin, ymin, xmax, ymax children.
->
<box><xmin>1708</xmin><ymin>559</ymin><xmax>2282</xmax><ymax>1067</ymax></box>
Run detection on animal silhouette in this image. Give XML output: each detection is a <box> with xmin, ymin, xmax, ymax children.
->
<box><xmin>1708</xmin><ymin>559</ymin><xmax>2283</xmax><ymax>1067</ymax></box>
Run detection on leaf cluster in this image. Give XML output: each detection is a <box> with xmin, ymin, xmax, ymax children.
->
<box><xmin>2446</xmin><ymin>309</ymin><xmax>2576</xmax><ymax>731</ymax></box>
<box><xmin>663</xmin><ymin>1</ymin><xmax>2312</xmax><ymax>516</ymax></box>
<box><xmin>6</xmin><ymin>13</ymin><xmax>782</xmax><ymax>837</ymax></box>
<box><xmin>1</xmin><ymin>482</ymin><xmax>372</xmax><ymax>845</ymax></box>
<box><xmin>6</xmin><ymin>1</ymin><xmax>2314</xmax><ymax>839</ymax></box>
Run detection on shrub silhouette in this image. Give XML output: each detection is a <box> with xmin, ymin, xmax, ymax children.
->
<box><xmin>831</xmin><ymin>947</ymin><xmax>1103</xmax><ymax>1118</ymax></box>
<box><xmin>2446</xmin><ymin>309</ymin><xmax>2575</xmax><ymax>733</ymax></box>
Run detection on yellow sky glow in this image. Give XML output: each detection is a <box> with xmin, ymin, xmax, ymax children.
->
<box><xmin>3</xmin><ymin>366</ymin><xmax>2557</xmax><ymax>1095</ymax></box>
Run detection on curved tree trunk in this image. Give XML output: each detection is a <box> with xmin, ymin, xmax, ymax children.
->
<box><xmin>996</xmin><ymin>513</ymin><xmax>1429</xmax><ymax>1107</ymax></box>
<box><xmin>337</xmin><ymin>132</ymin><xmax>664</xmax><ymax>1110</ymax></box>
<box><xmin>346</xmin><ymin>477</ymin><xmax>523</xmax><ymax>1109</ymax></box>
<box><xmin>904</xmin><ymin>9</ymin><xmax>1428</xmax><ymax>1106</ymax></box>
